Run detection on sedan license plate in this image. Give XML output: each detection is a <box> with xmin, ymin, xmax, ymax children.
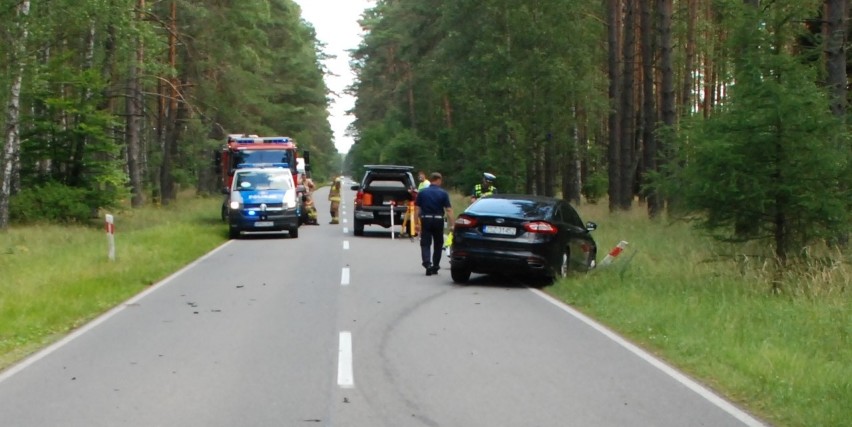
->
<box><xmin>254</xmin><ymin>221</ymin><xmax>274</xmax><ymax>227</ymax></box>
<box><xmin>483</xmin><ymin>225</ymin><xmax>516</xmax><ymax>236</ymax></box>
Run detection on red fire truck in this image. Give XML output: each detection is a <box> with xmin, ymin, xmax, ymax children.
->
<box><xmin>215</xmin><ymin>134</ymin><xmax>310</xmax><ymax>220</ymax></box>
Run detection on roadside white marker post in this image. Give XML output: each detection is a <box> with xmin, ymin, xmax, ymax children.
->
<box><xmin>105</xmin><ymin>214</ymin><xmax>116</xmax><ymax>261</ymax></box>
<box><xmin>390</xmin><ymin>200</ymin><xmax>396</xmax><ymax>240</ymax></box>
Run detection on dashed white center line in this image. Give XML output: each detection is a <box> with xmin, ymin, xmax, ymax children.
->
<box><xmin>343</xmin><ymin>241</ymin><xmax>350</xmax><ymax>250</ymax></box>
<box><xmin>343</xmin><ymin>227</ymin><xmax>349</xmax><ymax>234</ymax></box>
<box><xmin>338</xmin><ymin>332</ymin><xmax>354</xmax><ymax>388</ymax></box>
<box><xmin>341</xmin><ymin>267</ymin><xmax>350</xmax><ymax>286</ymax></box>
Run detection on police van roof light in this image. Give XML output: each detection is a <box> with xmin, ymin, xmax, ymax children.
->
<box><xmin>235</xmin><ymin>162</ymin><xmax>290</xmax><ymax>169</ymax></box>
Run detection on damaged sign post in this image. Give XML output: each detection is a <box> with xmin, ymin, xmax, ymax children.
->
<box><xmin>599</xmin><ymin>240</ymin><xmax>628</xmax><ymax>266</ymax></box>
<box><xmin>105</xmin><ymin>214</ymin><xmax>115</xmax><ymax>261</ymax></box>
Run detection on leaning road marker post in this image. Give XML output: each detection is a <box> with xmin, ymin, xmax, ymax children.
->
<box><xmin>105</xmin><ymin>214</ymin><xmax>115</xmax><ymax>261</ymax></box>
<box><xmin>599</xmin><ymin>240</ymin><xmax>628</xmax><ymax>266</ymax></box>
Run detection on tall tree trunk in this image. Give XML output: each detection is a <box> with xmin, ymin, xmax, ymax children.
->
<box><xmin>442</xmin><ymin>95</ymin><xmax>453</xmax><ymax>129</ymax></box>
<box><xmin>128</xmin><ymin>0</ymin><xmax>146</xmax><ymax>207</ymax></box>
<box><xmin>160</xmin><ymin>1</ymin><xmax>179</xmax><ymax>205</ymax></box>
<box><xmin>69</xmin><ymin>23</ymin><xmax>98</xmax><ymax>188</ymax></box>
<box><xmin>563</xmin><ymin>105</ymin><xmax>582</xmax><ymax>204</ymax></box>
<box><xmin>406</xmin><ymin>63</ymin><xmax>416</xmax><ymax>130</ymax></box>
<box><xmin>0</xmin><ymin>1</ymin><xmax>31</xmax><ymax>229</ymax></box>
<box><xmin>607</xmin><ymin>0</ymin><xmax>624</xmax><ymax>211</ymax></box>
<box><xmin>825</xmin><ymin>0</ymin><xmax>847</xmax><ymax>121</ymax></box>
<box><xmin>702</xmin><ymin>2</ymin><xmax>713</xmax><ymax>117</ymax></box>
<box><xmin>658</xmin><ymin>0</ymin><xmax>676</xmax><ymax>129</ymax></box>
<box><xmin>682</xmin><ymin>0</ymin><xmax>697</xmax><ymax>116</ymax></box>
<box><xmin>641</xmin><ymin>0</ymin><xmax>660</xmax><ymax>218</ymax></box>
<box><xmin>658</xmin><ymin>0</ymin><xmax>675</xmax><ymax>213</ymax></box>
<box><xmin>620</xmin><ymin>0</ymin><xmax>637</xmax><ymax>209</ymax></box>
<box><xmin>544</xmin><ymin>133</ymin><xmax>555</xmax><ymax>197</ymax></box>
<box><xmin>127</xmin><ymin>41</ymin><xmax>144</xmax><ymax>205</ymax></box>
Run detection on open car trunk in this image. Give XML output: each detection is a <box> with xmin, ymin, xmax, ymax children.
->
<box><xmin>361</xmin><ymin>180</ymin><xmax>414</xmax><ymax>207</ymax></box>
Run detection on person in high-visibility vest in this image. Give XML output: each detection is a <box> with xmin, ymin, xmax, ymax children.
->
<box><xmin>417</xmin><ymin>170</ymin><xmax>430</xmax><ymax>191</ymax></box>
<box><xmin>470</xmin><ymin>172</ymin><xmax>497</xmax><ymax>202</ymax></box>
<box><xmin>328</xmin><ymin>177</ymin><xmax>342</xmax><ymax>224</ymax></box>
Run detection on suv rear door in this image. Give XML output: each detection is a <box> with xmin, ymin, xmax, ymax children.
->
<box><xmin>351</xmin><ymin>165</ymin><xmax>416</xmax><ymax>235</ymax></box>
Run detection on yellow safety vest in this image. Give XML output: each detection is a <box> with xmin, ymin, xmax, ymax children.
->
<box><xmin>473</xmin><ymin>183</ymin><xmax>496</xmax><ymax>198</ymax></box>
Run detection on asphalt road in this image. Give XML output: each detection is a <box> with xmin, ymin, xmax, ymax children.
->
<box><xmin>0</xmin><ymin>183</ymin><xmax>768</xmax><ymax>427</ymax></box>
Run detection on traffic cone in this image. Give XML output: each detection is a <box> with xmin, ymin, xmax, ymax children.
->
<box><xmin>599</xmin><ymin>240</ymin><xmax>629</xmax><ymax>266</ymax></box>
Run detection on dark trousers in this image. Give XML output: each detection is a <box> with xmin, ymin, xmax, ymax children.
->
<box><xmin>420</xmin><ymin>217</ymin><xmax>444</xmax><ymax>269</ymax></box>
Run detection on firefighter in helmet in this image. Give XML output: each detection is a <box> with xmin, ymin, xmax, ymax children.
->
<box><xmin>328</xmin><ymin>176</ymin><xmax>342</xmax><ymax>224</ymax></box>
<box><xmin>471</xmin><ymin>172</ymin><xmax>497</xmax><ymax>202</ymax></box>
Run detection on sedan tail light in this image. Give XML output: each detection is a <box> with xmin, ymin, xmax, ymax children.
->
<box><xmin>454</xmin><ymin>215</ymin><xmax>478</xmax><ymax>228</ymax></box>
<box><xmin>524</xmin><ymin>221</ymin><xmax>558</xmax><ymax>235</ymax></box>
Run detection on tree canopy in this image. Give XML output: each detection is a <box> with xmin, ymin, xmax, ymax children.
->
<box><xmin>0</xmin><ymin>0</ymin><xmax>335</xmax><ymax>224</ymax></box>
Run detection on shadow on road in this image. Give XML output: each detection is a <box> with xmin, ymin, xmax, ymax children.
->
<box><xmin>452</xmin><ymin>273</ymin><xmax>552</xmax><ymax>289</ymax></box>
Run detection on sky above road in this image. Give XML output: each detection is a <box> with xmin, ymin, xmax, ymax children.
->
<box><xmin>293</xmin><ymin>0</ymin><xmax>375</xmax><ymax>154</ymax></box>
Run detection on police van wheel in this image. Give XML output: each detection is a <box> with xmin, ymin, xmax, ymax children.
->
<box><xmin>289</xmin><ymin>227</ymin><xmax>299</xmax><ymax>238</ymax></box>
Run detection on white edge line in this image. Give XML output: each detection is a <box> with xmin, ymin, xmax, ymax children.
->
<box><xmin>0</xmin><ymin>240</ymin><xmax>236</xmax><ymax>384</ymax></box>
<box><xmin>530</xmin><ymin>289</ymin><xmax>767</xmax><ymax>427</ymax></box>
<box><xmin>340</xmin><ymin>267</ymin><xmax>350</xmax><ymax>286</ymax></box>
<box><xmin>338</xmin><ymin>331</ymin><xmax>354</xmax><ymax>388</ymax></box>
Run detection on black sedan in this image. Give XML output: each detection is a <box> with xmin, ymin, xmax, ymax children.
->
<box><xmin>449</xmin><ymin>195</ymin><xmax>597</xmax><ymax>284</ymax></box>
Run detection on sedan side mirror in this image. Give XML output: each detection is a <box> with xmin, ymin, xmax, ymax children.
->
<box><xmin>586</xmin><ymin>221</ymin><xmax>597</xmax><ymax>232</ymax></box>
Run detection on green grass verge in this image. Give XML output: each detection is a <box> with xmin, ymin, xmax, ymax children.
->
<box><xmin>0</xmin><ymin>194</ymin><xmax>225</xmax><ymax>369</ymax></box>
<box><xmin>1</xmin><ymin>193</ymin><xmax>848</xmax><ymax>427</ymax></box>
<box><xmin>550</xmin><ymin>204</ymin><xmax>850</xmax><ymax>427</ymax></box>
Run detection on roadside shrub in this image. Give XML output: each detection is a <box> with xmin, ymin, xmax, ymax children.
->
<box><xmin>10</xmin><ymin>182</ymin><xmax>93</xmax><ymax>223</ymax></box>
<box><xmin>582</xmin><ymin>170</ymin><xmax>608</xmax><ymax>204</ymax></box>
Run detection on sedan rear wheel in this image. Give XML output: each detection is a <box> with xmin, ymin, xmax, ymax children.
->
<box><xmin>451</xmin><ymin>266</ymin><xmax>471</xmax><ymax>284</ymax></box>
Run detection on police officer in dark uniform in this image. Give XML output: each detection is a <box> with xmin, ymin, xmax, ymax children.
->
<box><xmin>415</xmin><ymin>172</ymin><xmax>454</xmax><ymax>276</ymax></box>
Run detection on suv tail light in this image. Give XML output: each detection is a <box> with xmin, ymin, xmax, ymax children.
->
<box><xmin>454</xmin><ymin>215</ymin><xmax>478</xmax><ymax>229</ymax></box>
<box><xmin>354</xmin><ymin>190</ymin><xmax>364</xmax><ymax>206</ymax></box>
<box><xmin>524</xmin><ymin>221</ymin><xmax>558</xmax><ymax>235</ymax></box>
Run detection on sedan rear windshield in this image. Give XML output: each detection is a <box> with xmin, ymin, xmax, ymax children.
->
<box><xmin>466</xmin><ymin>198</ymin><xmax>554</xmax><ymax>219</ymax></box>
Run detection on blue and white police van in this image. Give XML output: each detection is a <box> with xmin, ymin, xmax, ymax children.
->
<box><xmin>225</xmin><ymin>164</ymin><xmax>300</xmax><ymax>239</ymax></box>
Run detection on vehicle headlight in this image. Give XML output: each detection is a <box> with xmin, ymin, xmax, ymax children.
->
<box><xmin>230</xmin><ymin>193</ymin><xmax>244</xmax><ymax>210</ymax></box>
<box><xmin>284</xmin><ymin>189</ymin><xmax>297</xmax><ymax>209</ymax></box>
